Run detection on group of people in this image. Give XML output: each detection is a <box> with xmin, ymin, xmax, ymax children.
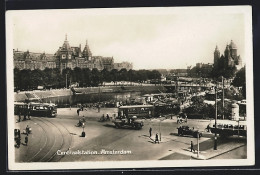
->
<box><xmin>15</xmin><ymin>125</ymin><xmax>30</xmax><ymax>148</ymax></box>
<box><xmin>149</xmin><ymin>127</ymin><xmax>159</xmax><ymax>144</ymax></box>
<box><xmin>99</xmin><ymin>114</ymin><xmax>110</xmax><ymax>122</ymax></box>
<box><xmin>149</xmin><ymin>127</ymin><xmax>196</xmax><ymax>152</ymax></box>
<box><xmin>177</xmin><ymin>114</ymin><xmax>188</xmax><ymax>124</ymax></box>
<box><xmin>77</xmin><ymin>116</ymin><xmax>86</xmax><ymax>127</ymax></box>
<box><xmin>18</xmin><ymin>111</ymin><xmax>31</xmax><ymax>123</ymax></box>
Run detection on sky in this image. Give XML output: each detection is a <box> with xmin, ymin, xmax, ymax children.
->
<box><xmin>7</xmin><ymin>6</ymin><xmax>250</xmax><ymax>69</ymax></box>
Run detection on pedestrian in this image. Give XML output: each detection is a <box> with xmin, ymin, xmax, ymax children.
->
<box><xmin>154</xmin><ymin>133</ymin><xmax>159</xmax><ymax>144</ymax></box>
<box><xmin>77</xmin><ymin>109</ymin><xmax>80</xmax><ymax>116</ymax></box>
<box><xmin>25</xmin><ymin>134</ymin><xmax>28</xmax><ymax>146</ymax></box>
<box><xmin>206</xmin><ymin>124</ymin><xmax>210</xmax><ymax>132</ymax></box>
<box><xmin>28</xmin><ymin>110</ymin><xmax>31</xmax><ymax>120</ymax></box>
<box><xmin>16</xmin><ymin>137</ymin><xmax>21</xmax><ymax>148</ymax></box>
<box><xmin>23</xmin><ymin>111</ymin><xmax>27</xmax><ymax>121</ymax></box>
<box><xmin>190</xmin><ymin>141</ymin><xmax>195</xmax><ymax>152</ymax></box>
<box><xmin>149</xmin><ymin>127</ymin><xmax>152</xmax><ymax>137</ymax></box>
<box><xmin>18</xmin><ymin>129</ymin><xmax>21</xmax><ymax>139</ymax></box>
<box><xmin>106</xmin><ymin>114</ymin><xmax>110</xmax><ymax>121</ymax></box>
<box><xmin>82</xmin><ymin>115</ymin><xmax>86</xmax><ymax>123</ymax></box>
<box><xmin>81</xmin><ymin>105</ymin><xmax>84</xmax><ymax>111</ymax></box>
<box><xmin>184</xmin><ymin>113</ymin><xmax>188</xmax><ymax>123</ymax></box>
<box><xmin>18</xmin><ymin>112</ymin><xmax>21</xmax><ymax>122</ymax></box>
<box><xmin>26</xmin><ymin>125</ymin><xmax>30</xmax><ymax>135</ymax></box>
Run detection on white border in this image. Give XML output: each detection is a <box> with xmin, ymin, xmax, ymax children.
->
<box><xmin>6</xmin><ymin>6</ymin><xmax>254</xmax><ymax>170</ymax></box>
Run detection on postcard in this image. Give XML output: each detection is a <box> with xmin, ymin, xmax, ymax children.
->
<box><xmin>6</xmin><ymin>6</ymin><xmax>254</xmax><ymax>170</ymax></box>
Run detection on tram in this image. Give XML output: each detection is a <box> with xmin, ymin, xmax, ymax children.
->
<box><xmin>209</xmin><ymin>120</ymin><xmax>247</xmax><ymax>137</ymax></box>
<box><xmin>14</xmin><ymin>102</ymin><xmax>57</xmax><ymax>117</ymax></box>
<box><xmin>118</xmin><ymin>105</ymin><xmax>154</xmax><ymax>118</ymax></box>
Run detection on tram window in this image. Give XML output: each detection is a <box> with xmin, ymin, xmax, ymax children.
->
<box><xmin>239</xmin><ymin>125</ymin><xmax>244</xmax><ymax>129</ymax></box>
<box><xmin>228</xmin><ymin>125</ymin><xmax>233</xmax><ymax>128</ymax></box>
<box><xmin>217</xmin><ymin>124</ymin><xmax>223</xmax><ymax>128</ymax></box>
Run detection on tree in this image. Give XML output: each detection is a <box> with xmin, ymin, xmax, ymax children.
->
<box><xmin>14</xmin><ymin>68</ymin><xmax>20</xmax><ymax>90</ymax></box>
<box><xmin>72</xmin><ymin>67</ymin><xmax>82</xmax><ymax>86</ymax></box>
<box><xmin>101</xmin><ymin>68</ymin><xmax>111</xmax><ymax>84</ymax></box>
<box><xmin>82</xmin><ymin>68</ymin><xmax>91</xmax><ymax>87</ymax></box>
<box><xmin>232</xmin><ymin>67</ymin><xmax>246</xmax><ymax>98</ymax></box>
<box><xmin>91</xmin><ymin>68</ymin><xmax>101</xmax><ymax>86</ymax></box>
<box><xmin>110</xmin><ymin>69</ymin><xmax>118</xmax><ymax>85</ymax></box>
<box><xmin>31</xmin><ymin>69</ymin><xmax>44</xmax><ymax>88</ymax></box>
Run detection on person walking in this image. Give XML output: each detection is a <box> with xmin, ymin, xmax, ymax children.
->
<box><xmin>184</xmin><ymin>113</ymin><xmax>188</xmax><ymax>123</ymax></box>
<box><xmin>77</xmin><ymin>109</ymin><xmax>80</xmax><ymax>116</ymax></box>
<box><xmin>16</xmin><ymin>137</ymin><xmax>21</xmax><ymax>148</ymax></box>
<box><xmin>155</xmin><ymin>133</ymin><xmax>159</xmax><ymax>144</ymax></box>
<box><xmin>25</xmin><ymin>134</ymin><xmax>28</xmax><ymax>146</ymax></box>
<box><xmin>149</xmin><ymin>127</ymin><xmax>152</xmax><ymax>137</ymax></box>
<box><xmin>23</xmin><ymin>111</ymin><xmax>27</xmax><ymax>121</ymax></box>
<box><xmin>18</xmin><ymin>112</ymin><xmax>21</xmax><ymax>122</ymax></box>
<box><xmin>190</xmin><ymin>141</ymin><xmax>195</xmax><ymax>152</ymax></box>
<box><xmin>28</xmin><ymin>110</ymin><xmax>31</xmax><ymax>120</ymax></box>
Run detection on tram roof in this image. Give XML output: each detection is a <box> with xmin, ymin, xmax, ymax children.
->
<box><xmin>29</xmin><ymin>102</ymin><xmax>56</xmax><ymax>106</ymax></box>
<box><xmin>119</xmin><ymin>105</ymin><xmax>154</xmax><ymax>109</ymax></box>
<box><xmin>210</xmin><ymin>120</ymin><xmax>247</xmax><ymax>125</ymax></box>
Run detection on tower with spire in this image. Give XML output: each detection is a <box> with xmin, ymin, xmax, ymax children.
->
<box><xmin>214</xmin><ymin>45</ymin><xmax>220</xmax><ymax>68</ymax></box>
<box><xmin>55</xmin><ymin>34</ymin><xmax>73</xmax><ymax>72</ymax></box>
<box><xmin>82</xmin><ymin>40</ymin><xmax>92</xmax><ymax>61</ymax></box>
<box><xmin>214</xmin><ymin>40</ymin><xmax>243</xmax><ymax>70</ymax></box>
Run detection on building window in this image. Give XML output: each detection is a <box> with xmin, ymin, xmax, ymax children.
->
<box><xmin>62</xmin><ymin>54</ymin><xmax>66</xmax><ymax>59</ymax></box>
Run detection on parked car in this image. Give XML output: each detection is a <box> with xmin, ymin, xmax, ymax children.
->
<box><xmin>177</xmin><ymin>125</ymin><xmax>202</xmax><ymax>138</ymax></box>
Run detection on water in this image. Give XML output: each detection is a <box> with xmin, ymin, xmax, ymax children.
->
<box><xmin>41</xmin><ymin>92</ymin><xmax>142</xmax><ymax>106</ymax></box>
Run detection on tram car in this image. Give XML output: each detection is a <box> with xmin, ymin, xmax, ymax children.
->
<box><xmin>208</xmin><ymin>120</ymin><xmax>247</xmax><ymax>137</ymax></box>
<box><xmin>14</xmin><ymin>102</ymin><xmax>57</xmax><ymax>117</ymax></box>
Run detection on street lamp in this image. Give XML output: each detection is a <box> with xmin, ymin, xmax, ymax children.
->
<box><xmin>159</xmin><ymin>116</ymin><xmax>164</xmax><ymax>141</ymax></box>
<box><xmin>222</xmin><ymin>76</ymin><xmax>225</xmax><ymax>120</ymax></box>
<box><xmin>214</xmin><ymin>85</ymin><xmax>218</xmax><ymax>150</ymax></box>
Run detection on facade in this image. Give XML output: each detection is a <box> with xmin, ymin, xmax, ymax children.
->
<box><xmin>214</xmin><ymin>40</ymin><xmax>243</xmax><ymax>70</ymax></box>
<box><xmin>13</xmin><ymin>35</ymin><xmax>133</xmax><ymax>71</ymax></box>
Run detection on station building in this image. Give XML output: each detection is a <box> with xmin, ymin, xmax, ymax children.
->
<box><xmin>13</xmin><ymin>35</ymin><xmax>133</xmax><ymax>72</ymax></box>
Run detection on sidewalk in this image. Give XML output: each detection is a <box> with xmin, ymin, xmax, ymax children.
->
<box><xmin>160</xmin><ymin>135</ymin><xmax>247</xmax><ymax>160</ymax></box>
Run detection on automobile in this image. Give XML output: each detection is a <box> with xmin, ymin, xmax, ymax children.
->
<box><xmin>177</xmin><ymin>126</ymin><xmax>202</xmax><ymax>138</ymax></box>
<box><xmin>113</xmin><ymin>116</ymin><xmax>144</xmax><ymax>129</ymax></box>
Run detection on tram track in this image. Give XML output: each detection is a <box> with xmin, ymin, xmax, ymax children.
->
<box><xmin>25</xmin><ymin>117</ymin><xmax>72</xmax><ymax>162</ymax></box>
<box><xmin>44</xmin><ymin>118</ymin><xmax>73</xmax><ymax>162</ymax></box>
<box><xmin>26</xmin><ymin>118</ymin><xmax>48</xmax><ymax>162</ymax></box>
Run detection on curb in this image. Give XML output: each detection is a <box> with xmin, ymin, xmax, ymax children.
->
<box><xmin>206</xmin><ymin>144</ymin><xmax>246</xmax><ymax>160</ymax></box>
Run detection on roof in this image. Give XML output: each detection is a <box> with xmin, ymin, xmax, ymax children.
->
<box><xmin>119</xmin><ymin>105</ymin><xmax>154</xmax><ymax>109</ymax></box>
<box><xmin>229</xmin><ymin>40</ymin><xmax>237</xmax><ymax>49</ymax></box>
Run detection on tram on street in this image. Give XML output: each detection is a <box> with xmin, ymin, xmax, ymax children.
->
<box><xmin>118</xmin><ymin>105</ymin><xmax>154</xmax><ymax>118</ymax></box>
<box><xmin>14</xmin><ymin>102</ymin><xmax>57</xmax><ymax>117</ymax></box>
<box><xmin>209</xmin><ymin>120</ymin><xmax>247</xmax><ymax>137</ymax></box>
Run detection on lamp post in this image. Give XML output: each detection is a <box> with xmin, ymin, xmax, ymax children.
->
<box><xmin>214</xmin><ymin>85</ymin><xmax>218</xmax><ymax>150</ymax></box>
<box><xmin>197</xmin><ymin>132</ymin><xmax>200</xmax><ymax>158</ymax></box>
<box><xmin>66</xmin><ymin>73</ymin><xmax>68</xmax><ymax>89</ymax></box>
<box><xmin>222</xmin><ymin>76</ymin><xmax>225</xmax><ymax>120</ymax></box>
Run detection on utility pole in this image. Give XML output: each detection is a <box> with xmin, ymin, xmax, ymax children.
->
<box><xmin>66</xmin><ymin>73</ymin><xmax>67</xmax><ymax>89</ymax></box>
<box><xmin>214</xmin><ymin>85</ymin><xmax>218</xmax><ymax>150</ymax></box>
<box><xmin>222</xmin><ymin>76</ymin><xmax>225</xmax><ymax>120</ymax></box>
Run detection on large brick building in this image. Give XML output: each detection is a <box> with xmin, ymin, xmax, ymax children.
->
<box><xmin>13</xmin><ymin>35</ymin><xmax>133</xmax><ymax>71</ymax></box>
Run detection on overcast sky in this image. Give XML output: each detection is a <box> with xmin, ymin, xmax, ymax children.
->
<box><xmin>7</xmin><ymin>6</ymin><xmax>250</xmax><ymax>69</ymax></box>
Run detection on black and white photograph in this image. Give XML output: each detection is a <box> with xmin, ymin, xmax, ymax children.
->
<box><xmin>6</xmin><ymin>6</ymin><xmax>254</xmax><ymax>170</ymax></box>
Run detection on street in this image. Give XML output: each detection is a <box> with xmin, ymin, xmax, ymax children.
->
<box><xmin>14</xmin><ymin>107</ymin><xmax>247</xmax><ymax>162</ymax></box>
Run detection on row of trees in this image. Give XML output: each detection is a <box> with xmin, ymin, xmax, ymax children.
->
<box><xmin>14</xmin><ymin>68</ymin><xmax>162</xmax><ymax>91</ymax></box>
